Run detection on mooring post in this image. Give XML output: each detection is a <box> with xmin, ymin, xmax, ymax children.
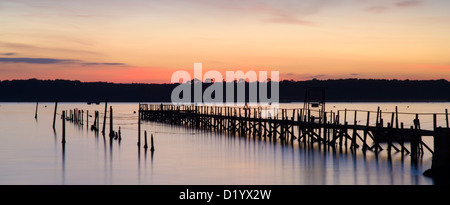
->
<box><xmin>144</xmin><ymin>131</ymin><xmax>148</xmax><ymax>149</ymax></box>
<box><xmin>307</xmin><ymin>109</ymin><xmax>311</xmax><ymax>123</ymax></box>
<box><xmin>352</xmin><ymin>110</ymin><xmax>358</xmax><ymax>149</ymax></box>
<box><xmin>102</xmin><ymin>100</ymin><xmax>108</xmax><ymax>135</ymax></box>
<box><xmin>281</xmin><ymin>109</ymin><xmax>285</xmax><ymax>141</ymax></box>
<box><xmin>118</xmin><ymin>126</ymin><xmax>121</xmax><ymax>141</ymax></box>
<box><xmin>415</xmin><ymin>114</ymin><xmax>423</xmax><ymax>155</ymax></box>
<box><xmin>433</xmin><ymin>113</ymin><xmax>437</xmax><ymax>131</ymax></box>
<box><xmin>410</xmin><ymin>126</ymin><xmax>417</xmax><ymax>160</ymax></box>
<box><xmin>96</xmin><ymin>111</ymin><xmax>99</xmax><ymax>131</ymax></box>
<box><xmin>400</xmin><ymin>122</ymin><xmax>405</xmax><ymax>155</ymax></box>
<box><xmin>446</xmin><ymin>109</ymin><xmax>449</xmax><ymax>128</ymax></box>
<box><xmin>34</xmin><ymin>101</ymin><xmax>38</xmax><ymax>119</ymax></box>
<box><xmin>109</xmin><ymin>106</ymin><xmax>114</xmax><ymax>138</ymax></box>
<box><xmin>86</xmin><ymin>110</ymin><xmax>89</xmax><ymax>129</ymax></box>
<box><xmin>323</xmin><ymin>111</ymin><xmax>327</xmax><ymax>144</ymax></box>
<box><xmin>53</xmin><ymin>101</ymin><xmax>58</xmax><ymax>129</ymax></box>
<box><xmin>138</xmin><ymin>106</ymin><xmax>141</xmax><ymax>147</ymax></box>
<box><xmin>395</xmin><ymin>106</ymin><xmax>399</xmax><ymax>129</ymax></box>
<box><xmin>62</xmin><ymin>110</ymin><xmax>66</xmax><ymax>144</ymax></box>
<box><xmin>344</xmin><ymin>121</ymin><xmax>348</xmax><ymax>149</ymax></box>
<box><xmin>376</xmin><ymin>106</ymin><xmax>380</xmax><ymax>126</ymax></box>
<box><xmin>344</xmin><ymin>108</ymin><xmax>347</xmax><ymax>123</ymax></box>
<box><xmin>363</xmin><ymin>111</ymin><xmax>370</xmax><ymax>150</ymax></box>
<box><xmin>337</xmin><ymin>110</ymin><xmax>340</xmax><ymax>124</ymax></box>
<box><xmin>390</xmin><ymin>112</ymin><xmax>395</xmax><ymax>129</ymax></box>
<box><xmin>387</xmin><ymin>122</ymin><xmax>392</xmax><ymax>154</ymax></box>
<box><xmin>151</xmin><ymin>133</ymin><xmax>155</xmax><ymax>152</ymax></box>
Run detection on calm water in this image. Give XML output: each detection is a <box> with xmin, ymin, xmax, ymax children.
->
<box><xmin>1</xmin><ymin>102</ymin><xmax>448</xmax><ymax>185</ymax></box>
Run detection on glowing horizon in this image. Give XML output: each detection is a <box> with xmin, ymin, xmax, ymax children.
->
<box><xmin>1</xmin><ymin>0</ymin><xmax>449</xmax><ymax>83</ymax></box>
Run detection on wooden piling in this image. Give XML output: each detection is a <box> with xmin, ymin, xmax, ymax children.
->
<box><xmin>376</xmin><ymin>106</ymin><xmax>380</xmax><ymax>125</ymax></box>
<box><xmin>102</xmin><ymin>101</ymin><xmax>108</xmax><ymax>135</ymax></box>
<box><xmin>344</xmin><ymin>108</ymin><xmax>347</xmax><ymax>123</ymax></box>
<box><xmin>363</xmin><ymin>111</ymin><xmax>370</xmax><ymax>150</ymax></box>
<box><xmin>138</xmin><ymin>105</ymin><xmax>141</xmax><ymax>147</ymax></box>
<box><xmin>433</xmin><ymin>113</ymin><xmax>437</xmax><ymax>131</ymax></box>
<box><xmin>53</xmin><ymin>101</ymin><xmax>58</xmax><ymax>129</ymax></box>
<box><xmin>387</xmin><ymin>122</ymin><xmax>392</xmax><ymax>154</ymax></box>
<box><xmin>352</xmin><ymin>110</ymin><xmax>358</xmax><ymax>149</ymax></box>
<box><xmin>151</xmin><ymin>133</ymin><xmax>155</xmax><ymax>152</ymax></box>
<box><xmin>395</xmin><ymin>106</ymin><xmax>399</xmax><ymax>129</ymax></box>
<box><xmin>118</xmin><ymin>126</ymin><xmax>122</xmax><ymax>141</ymax></box>
<box><xmin>62</xmin><ymin>110</ymin><xmax>66</xmax><ymax>144</ymax></box>
<box><xmin>144</xmin><ymin>131</ymin><xmax>148</xmax><ymax>149</ymax></box>
<box><xmin>34</xmin><ymin>102</ymin><xmax>38</xmax><ymax>119</ymax></box>
<box><xmin>109</xmin><ymin>106</ymin><xmax>114</xmax><ymax>138</ymax></box>
<box><xmin>446</xmin><ymin>109</ymin><xmax>449</xmax><ymax>128</ymax></box>
<box><xmin>86</xmin><ymin>110</ymin><xmax>89</xmax><ymax>129</ymax></box>
<box><xmin>400</xmin><ymin>123</ymin><xmax>405</xmax><ymax>155</ymax></box>
<box><xmin>410</xmin><ymin>125</ymin><xmax>418</xmax><ymax>160</ymax></box>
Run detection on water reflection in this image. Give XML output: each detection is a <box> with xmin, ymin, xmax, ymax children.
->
<box><xmin>61</xmin><ymin>142</ymin><xmax>66</xmax><ymax>185</ymax></box>
<box><xmin>0</xmin><ymin>103</ymin><xmax>438</xmax><ymax>185</ymax></box>
<box><xmin>137</xmin><ymin>145</ymin><xmax>141</xmax><ymax>184</ymax></box>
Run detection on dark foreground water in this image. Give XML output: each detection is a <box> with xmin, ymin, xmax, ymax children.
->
<box><xmin>1</xmin><ymin>102</ymin><xmax>446</xmax><ymax>185</ymax></box>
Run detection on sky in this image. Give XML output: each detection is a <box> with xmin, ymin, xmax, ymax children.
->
<box><xmin>1</xmin><ymin>0</ymin><xmax>450</xmax><ymax>83</ymax></box>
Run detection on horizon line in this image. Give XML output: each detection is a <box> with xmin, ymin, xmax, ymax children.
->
<box><xmin>1</xmin><ymin>77</ymin><xmax>449</xmax><ymax>85</ymax></box>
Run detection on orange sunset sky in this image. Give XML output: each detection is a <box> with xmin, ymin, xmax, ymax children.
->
<box><xmin>1</xmin><ymin>0</ymin><xmax>450</xmax><ymax>83</ymax></box>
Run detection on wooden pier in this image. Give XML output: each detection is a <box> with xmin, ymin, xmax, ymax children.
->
<box><xmin>139</xmin><ymin>104</ymin><xmax>450</xmax><ymax>159</ymax></box>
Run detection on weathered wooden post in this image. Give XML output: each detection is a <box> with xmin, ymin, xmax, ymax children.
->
<box><xmin>362</xmin><ymin>111</ymin><xmax>370</xmax><ymax>150</ymax></box>
<box><xmin>102</xmin><ymin>100</ymin><xmax>108</xmax><ymax>135</ymax></box>
<box><xmin>34</xmin><ymin>102</ymin><xmax>38</xmax><ymax>119</ymax></box>
<box><xmin>138</xmin><ymin>104</ymin><xmax>141</xmax><ymax>147</ymax></box>
<box><xmin>400</xmin><ymin>123</ymin><xmax>405</xmax><ymax>155</ymax></box>
<box><xmin>144</xmin><ymin>131</ymin><xmax>148</xmax><ymax>149</ymax></box>
<box><xmin>446</xmin><ymin>109</ymin><xmax>449</xmax><ymax>128</ymax></box>
<box><xmin>96</xmin><ymin>111</ymin><xmax>100</xmax><ymax>133</ymax></box>
<box><xmin>151</xmin><ymin>133</ymin><xmax>155</xmax><ymax>152</ymax></box>
<box><xmin>352</xmin><ymin>110</ymin><xmax>358</xmax><ymax>149</ymax></box>
<box><xmin>344</xmin><ymin>121</ymin><xmax>348</xmax><ymax>149</ymax></box>
<box><xmin>344</xmin><ymin>108</ymin><xmax>347</xmax><ymax>123</ymax></box>
<box><xmin>415</xmin><ymin>114</ymin><xmax>424</xmax><ymax>155</ymax></box>
<box><xmin>376</xmin><ymin>106</ymin><xmax>380</xmax><ymax>126</ymax></box>
<box><xmin>387</xmin><ymin>122</ymin><xmax>392</xmax><ymax>154</ymax></box>
<box><xmin>395</xmin><ymin>106</ymin><xmax>399</xmax><ymax>129</ymax></box>
<box><xmin>53</xmin><ymin>101</ymin><xmax>58</xmax><ymax>129</ymax></box>
<box><xmin>118</xmin><ymin>126</ymin><xmax>122</xmax><ymax>141</ymax></box>
<box><xmin>411</xmin><ymin>120</ymin><xmax>420</xmax><ymax>161</ymax></box>
<box><xmin>433</xmin><ymin>113</ymin><xmax>437</xmax><ymax>131</ymax></box>
<box><xmin>62</xmin><ymin>110</ymin><xmax>66</xmax><ymax>144</ymax></box>
<box><xmin>109</xmin><ymin>106</ymin><xmax>114</xmax><ymax>138</ymax></box>
<box><xmin>86</xmin><ymin>110</ymin><xmax>89</xmax><ymax>129</ymax></box>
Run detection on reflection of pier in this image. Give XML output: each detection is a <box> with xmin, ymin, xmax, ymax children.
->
<box><xmin>139</xmin><ymin>104</ymin><xmax>450</xmax><ymax>181</ymax></box>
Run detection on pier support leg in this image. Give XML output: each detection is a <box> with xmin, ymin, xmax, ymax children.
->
<box><xmin>424</xmin><ymin>128</ymin><xmax>450</xmax><ymax>184</ymax></box>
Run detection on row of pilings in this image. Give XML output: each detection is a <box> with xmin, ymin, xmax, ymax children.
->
<box><xmin>139</xmin><ymin>103</ymin><xmax>450</xmax><ymax>183</ymax></box>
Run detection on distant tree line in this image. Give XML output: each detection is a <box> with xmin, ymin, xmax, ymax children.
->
<box><xmin>0</xmin><ymin>78</ymin><xmax>449</xmax><ymax>102</ymax></box>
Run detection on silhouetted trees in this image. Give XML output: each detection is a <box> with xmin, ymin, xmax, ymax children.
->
<box><xmin>0</xmin><ymin>78</ymin><xmax>449</xmax><ymax>102</ymax></box>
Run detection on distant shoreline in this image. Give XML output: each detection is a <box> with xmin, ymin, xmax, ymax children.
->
<box><xmin>1</xmin><ymin>78</ymin><xmax>449</xmax><ymax>103</ymax></box>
